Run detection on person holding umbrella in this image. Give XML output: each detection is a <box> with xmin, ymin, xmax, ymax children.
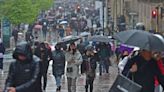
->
<box><xmin>65</xmin><ymin>42</ymin><xmax>83</xmax><ymax>92</ymax></box>
<box><xmin>82</xmin><ymin>46</ymin><xmax>97</xmax><ymax>92</ymax></box>
<box><xmin>52</xmin><ymin>43</ymin><xmax>65</xmax><ymax>91</ymax></box>
<box><xmin>98</xmin><ymin>43</ymin><xmax>111</xmax><ymax>75</ymax></box>
<box><xmin>34</xmin><ymin>42</ymin><xmax>52</xmax><ymax>91</ymax></box>
<box><xmin>122</xmin><ymin>50</ymin><xmax>164</xmax><ymax>92</ymax></box>
<box><xmin>113</xmin><ymin>30</ymin><xmax>164</xmax><ymax>92</ymax></box>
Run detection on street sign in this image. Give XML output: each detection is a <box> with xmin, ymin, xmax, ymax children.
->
<box><xmin>2</xmin><ymin>19</ymin><xmax>11</xmax><ymax>48</ymax></box>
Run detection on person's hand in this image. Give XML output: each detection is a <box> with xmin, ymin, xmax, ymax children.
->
<box><xmin>71</xmin><ymin>60</ymin><xmax>75</xmax><ymax>63</ymax></box>
<box><xmin>130</xmin><ymin>63</ymin><xmax>138</xmax><ymax>73</ymax></box>
<box><xmin>7</xmin><ymin>87</ymin><xmax>16</xmax><ymax>92</ymax></box>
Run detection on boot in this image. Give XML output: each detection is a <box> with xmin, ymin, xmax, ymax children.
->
<box><xmin>56</xmin><ymin>86</ymin><xmax>61</xmax><ymax>92</ymax></box>
<box><xmin>85</xmin><ymin>85</ymin><xmax>88</xmax><ymax>92</ymax></box>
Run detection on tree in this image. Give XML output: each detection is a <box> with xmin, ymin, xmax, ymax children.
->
<box><xmin>0</xmin><ymin>0</ymin><xmax>54</xmax><ymax>25</ymax></box>
<box><xmin>35</xmin><ymin>0</ymin><xmax>54</xmax><ymax>11</ymax></box>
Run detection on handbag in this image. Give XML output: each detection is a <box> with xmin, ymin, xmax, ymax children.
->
<box><xmin>67</xmin><ymin>67</ymin><xmax>73</xmax><ymax>73</ymax></box>
<box><xmin>109</xmin><ymin>74</ymin><xmax>142</xmax><ymax>92</ymax></box>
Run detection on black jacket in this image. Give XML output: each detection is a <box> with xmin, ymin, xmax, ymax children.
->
<box><xmin>0</xmin><ymin>43</ymin><xmax>5</xmax><ymax>54</ymax></box>
<box><xmin>81</xmin><ymin>55</ymin><xmax>97</xmax><ymax>74</ymax></box>
<box><xmin>4</xmin><ymin>43</ymin><xmax>42</xmax><ymax>92</ymax></box>
<box><xmin>52</xmin><ymin>50</ymin><xmax>65</xmax><ymax>76</ymax></box>
<box><xmin>122</xmin><ymin>55</ymin><xmax>164</xmax><ymax>92</ymax></box>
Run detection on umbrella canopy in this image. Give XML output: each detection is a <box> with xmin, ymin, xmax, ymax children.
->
<box><xmin>80</xmin><ymin>32</ymin><xmax>91</xmax><ymax>37</ymax></box>
<box><xmin>34</xmin><ymin>24</ymin><xmax>42</xmax><ymax>29</ymax></box>
<box><xmin>59</xmin><ymin>21</ymin><xmax>68</xmax><ymax>25</ymax></box>
<box><xmin>58</xmin><ymin>35</ymin><xmax>80</xmax><ymax>44</ymax></box>
<box><xmin>89</xmin><ymin>35</ymin><xmax>112</xmax><ymax>43</ymax></box>
<box><xmin>113</xmin><ymin>30</ymin><xmax>164</xmax><ymax>52</ymax></box>
<box><xmin>119</xmin><ymin>44</ymin><xmax>135</xmax><ymax>54</ymax></box>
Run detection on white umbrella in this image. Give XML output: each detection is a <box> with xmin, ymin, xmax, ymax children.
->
<box><xmin>80</xmin><ymin>32</ymin><xmax>91</xmax><ymax>37</ymax></box>
<box><xmin>59</xmin><ymin>21</ymin><xmax>68</xmax><ymax>25</ymax></box>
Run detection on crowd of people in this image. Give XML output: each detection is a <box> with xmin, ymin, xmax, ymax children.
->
<box><xmin>2</xmin><ymin>38</ymin><xmax>113</xmax><ymax>92</ymax></box>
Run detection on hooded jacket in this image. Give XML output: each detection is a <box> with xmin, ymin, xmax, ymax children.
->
<box><xmin>4</xmin><ymin>43</ymin><xmax>42</xmax><ymax>92</ymax></box>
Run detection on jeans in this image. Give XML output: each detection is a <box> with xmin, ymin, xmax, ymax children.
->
<box><xmin>99</xmin><ymin>58</ymin><xmax>109</xmax><ymax>75</ymax></box>
<box><xmin>0</xmin><ymin>58</ymin><xmax>3</xmax><ymax>70</ymax></box>
<box><xmin>55</xmin><ymin>75</ymin><xmax>62</xmax><ymax>87</ymax></box>
<box><xmin>40</xmin><ymin>62</ymin><xmax>49</xmax><ymax>90</ymax></box>
<box><xmin>99</xmin><ymin>60</ymin><xmax>104</xmax><ymax>75</ymax></box>
<box><xmin>67</xmin><ymin>77</ymin><xmax>77</xmax><ymax>92</ymax></box>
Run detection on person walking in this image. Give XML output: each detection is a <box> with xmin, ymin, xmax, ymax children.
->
<box><xmin>122</xmin><ymin>50</ymin><xmax>164</xmax><ymax>92</ymax></box>
<box><xmin>66</xmin><ymin>42</ymin><xmax>83</xmax><ymax>92</ymax></box>
<box><xmin>83</xmin><ymin>46</ymin><xmax>97</xmax><ymax>92</ymax></box>
<box><xmin>4</xmin><ymin>42</ymin><xmax>42</xmax><ymax>92</ymax></box>
<box><xmin>58</xmin><ymin>25</ymin><xmax>65</xmax><ymax>39</ymax></box>
<box><xmin>12</xmin><ymin>28</ymin><xmax>18</xmax><ymax>45</ymax></box>
<box><xmin>52</xmin><ymin>43</ymin><xmax>65</xmax><ymax>91</ymax></box>
<box><xmin>34</xmin><ymin>42</ymin><xmax>52</xmax><ymax>91</ymax></box>
<box><xmin>98</xmin><ymin>43</ymin><xmax>110</xmax><ymax>75</ymax></box>
<box><xmin>153</xmin><ymin>52</ymin><xmax>164</xmax><ymax>92</ymax></box>
<box><xmin>0</xmin><ymin>39</ymin><xmax>5</xmax><ymax>74</ymax></box>
<box><xmin>118</xmin><ymin>50</ymin><xmax>129</xmax><ymax>73</ymax></box>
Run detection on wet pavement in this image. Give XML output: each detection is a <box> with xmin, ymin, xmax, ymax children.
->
<box><xmin>0</xmin><ymin>53</ymin><xmax>118</xmax><ymax>92</ymax></box>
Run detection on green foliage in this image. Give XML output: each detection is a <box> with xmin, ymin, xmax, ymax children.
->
<box><xmin>0</xmin><ymin>0</ymin><xmax>54</xmax><ymax>25</ymax></box>
<box><xmin>35</xmin><ymin>0</ymin><xmax>54</xmax><ymax>11</ymax></box>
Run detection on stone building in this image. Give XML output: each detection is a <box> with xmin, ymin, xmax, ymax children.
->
<box><xmin>108</xmin><ymin>0</ymin><xmax>164</xmax><ymax>32</ymax></box>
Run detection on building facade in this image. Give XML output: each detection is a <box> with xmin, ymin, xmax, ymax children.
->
<box><xmin>108</xmin><ymin>0</ymin><xmax>164</xmax><ymax>32</ymax></box>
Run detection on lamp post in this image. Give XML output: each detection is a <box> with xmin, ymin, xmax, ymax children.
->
<box><xmin>102</xmin><ymin>0</ymin><xmax>105</xmax><ymax>35</ymax></box>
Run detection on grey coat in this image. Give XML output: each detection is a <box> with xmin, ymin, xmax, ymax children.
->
<box><xmin>66</xmin><ymin>50</ymin><xmax>83</xmax><ymax>79</ymax></box>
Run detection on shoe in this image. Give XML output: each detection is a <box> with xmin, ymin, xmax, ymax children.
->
<box><xmin>56</xmin><ymin>86</ymin><xmax>61</xmax><ymax>91</ymax></box>
<box><xmin>58</xmin><ymin>86</ymin><xmax>61</xmax><ymax>91</ymax></box>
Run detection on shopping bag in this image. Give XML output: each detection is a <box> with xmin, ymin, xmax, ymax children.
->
<box><xmin>109</xmin><ymin>74</ymin><xmax>142</xmax><ymax>92</ymax></box>
<box><xmin>78</xmin><ymin>74</ymin><xmax>86</xmax><ymax>85</ymax></box>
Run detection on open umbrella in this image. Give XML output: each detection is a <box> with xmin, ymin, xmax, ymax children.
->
<box><xmin>80</xmin><ymin>32</ymin><xmax>91</xmax><ymax>37</ymax></box>
<box><xmin>119</xmin><ymin>44</ymin><xmax>135</xmax><ymax>54</ymax></box>
<box><xmin>59</xmin><ymin>21</ymin><xmax>68</xmax><ymax>25</ymax></box>
<box><xmin>58</xmin><ymin>35</ymin><xmax>80</xmax><ymax>44</ymax></box>
<box><xmin>34</xmin><ymin>25</ymin><xmax>42</xmax><ymax>29</ymax></box>
<box><xmin>89</xmin><ymin>35</ymin><xmax>112</xmax><ymax>43</ymax></box>
<box><xmin>113</xmin><ymin>30</ymin><xmax>164</xmax><ymax>51</ymax></box>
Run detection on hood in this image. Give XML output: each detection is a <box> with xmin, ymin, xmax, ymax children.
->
<box><xmin>13</xmin><ymin>42</ymin><xmax>33</xmax><ymax>62</ymax></box>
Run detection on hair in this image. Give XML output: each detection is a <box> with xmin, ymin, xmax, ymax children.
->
<box><xmin>68</xmin><ymin>42</ymin><xmax>77</xmax><ymax>55</ymax></box>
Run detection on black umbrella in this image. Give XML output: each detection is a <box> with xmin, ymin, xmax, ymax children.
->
<box><xmin>113</xmin><ymin>30</ymin><xmax>164</xmax><ymax>51</ymax></box>
<box><xmin>89</xmin><ymin>35</ymin><xmax>112</xmax><ymax>43</ymax></box>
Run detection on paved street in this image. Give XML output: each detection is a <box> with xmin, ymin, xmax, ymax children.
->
<box><xmin>0</xmin><ymin>52</ymin><xmax>118</xmax><ymax>92</ymax></box>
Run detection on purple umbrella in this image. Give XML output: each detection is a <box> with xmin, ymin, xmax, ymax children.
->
<box><xmin>118</xmin><ymin>44</ymin><xmax>134</xmax><ymax>54</ymax></box>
